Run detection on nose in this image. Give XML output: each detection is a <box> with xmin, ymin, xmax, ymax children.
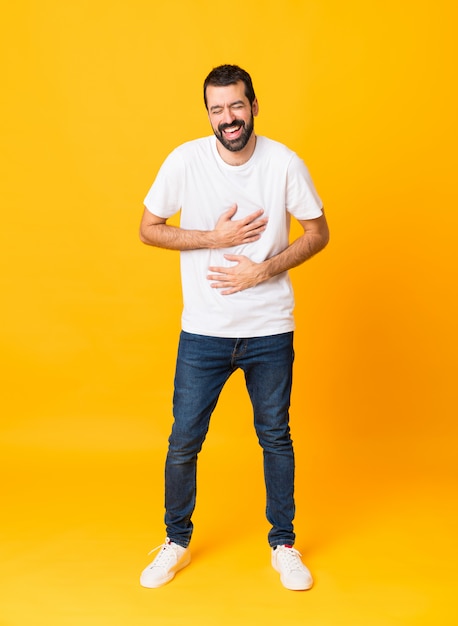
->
<box><xmin>221</xmin><ymin>106</ymin><xmax>237</xmax><ymax>125</ymax></box>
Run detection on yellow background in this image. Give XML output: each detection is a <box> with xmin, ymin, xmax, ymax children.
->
<box><xmin>1</xmin><ymin>1</ymin><xmax>457</xmax><ymax>624</ymax></box>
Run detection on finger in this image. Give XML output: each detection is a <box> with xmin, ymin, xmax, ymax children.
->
<box><xmin>210</xmin><ymin>281</ymin><xmax>235</xmax><ymax>289</ymax></box>
<box><xmin>244</xmin><ymin>225</ymin><xmax>266</xmax><ymax>235</ymax></box>
<box><xmin>242</xmin><ymin>209</ymin><xmax>265</xmax><ymax>225</ymax></box>
<box><xmin>244</xmin><ymin>221</ymin><xmax>268</xmax><ymax>234</ymax></box>
<box><xmin>207</xmin><ymin>269</ymin><xmax>235</xmax><ymax>279</ymax></box>
<box><xmin>241</xmin><ymin>233</ymin><xmax>263</xmax><ymax>243</ymax></box>
<box><xmin>207</xmin><ymin>275</ymin><xmax>230</xmax><ymax>282</ymax></box>
<box><xmin>208</xmin><ymin>266</ymin><xmax>234</xmax><ymax>273</ymax></box>
<box><xmin>224</xmin><ymin>203</ymin><xmax>238</xmax><ymax>219</ymax></box>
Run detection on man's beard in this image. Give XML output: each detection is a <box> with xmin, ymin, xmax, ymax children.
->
<box><xmin>214</xmin><ymin>114</ymin><xmax>254</xmax><ymax>152</ymax></box>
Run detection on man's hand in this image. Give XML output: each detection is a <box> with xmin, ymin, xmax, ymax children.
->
<box><xmin>210</xmin><ymin>204</ymin><xmax>268</xmax><ymax>249</ymax></box>
<box><xmin>207</xmin><ymin>214</ymin><xmax>330</xmax><ymax>295</ymax></box>
<box><xmin>207</xmin><ymin>254</ymin><xmax>265</xmax><ymax>295</ymax></box>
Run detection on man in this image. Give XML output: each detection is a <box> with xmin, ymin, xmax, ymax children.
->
<box><xmin>139</xmin><ymin>64</ymin><xmax>329</xmax><ymax>591</ymax></box>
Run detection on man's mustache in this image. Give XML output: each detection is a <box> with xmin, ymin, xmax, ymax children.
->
<box><xmin>218</xmin><ymin>120</ymin><xmax>246</xmax><ymax>132</ymax></box>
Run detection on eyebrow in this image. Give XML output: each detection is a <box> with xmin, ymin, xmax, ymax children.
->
<box><xmin>209</xmin><ymin>100</ymin><xmax>245</xmax><ymax>112</ymax></box>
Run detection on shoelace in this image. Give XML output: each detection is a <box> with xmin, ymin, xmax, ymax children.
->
<box><xmin>277</xmin><ymin>546</ymin><xmax>305</xmax><ymax>571</ymax></box>
<box><xmin>146</xmin><ymin>542</ymin><xmax>177</xmax><ymax>568</ymax></box>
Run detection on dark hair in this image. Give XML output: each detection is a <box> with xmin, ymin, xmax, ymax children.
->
<box><xmin>203</xmin><ymin>64</ymin><xmax>256</xmax><ymax>109</ymax></box>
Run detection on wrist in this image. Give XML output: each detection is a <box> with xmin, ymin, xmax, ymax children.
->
<box><xmin>206</xmin><ymin>229</ymin><xmax>220</xmax><ymax>249</ymax></box>
<box><xmin>258</xmin><ymin>259</ymin><xmax>273</xmax><ymax>282</ymax></box>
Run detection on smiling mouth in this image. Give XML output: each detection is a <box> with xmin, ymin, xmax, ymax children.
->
<box><xmin>219</xmin><ymin>121</ymin><xmax>244</xmax><ymax>137</ymax></box>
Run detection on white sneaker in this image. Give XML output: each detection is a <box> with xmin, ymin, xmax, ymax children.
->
<box><xmin>140</xmin><ymin>538</ymin><xmax>191</xmax><ymax>588</ymax></box>
<box><xmin>271</xmin><ymin>545</ymin><xmax>313</xmax><ymax>590</ymax></box>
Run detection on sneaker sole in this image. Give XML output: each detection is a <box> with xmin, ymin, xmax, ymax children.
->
<box><xmin>272</xmin><ymin>560</ymin><xmax>314</xmax><ymax>591</ymax></box>
<box><xmin>279</xmin><ymin>575</ymin><xmax>314</xmax><ymax>591</ymax></box>
<box><xmin>140</xmin><ymin>553</ymin><xmax>191</xmax><ymax>589</ymax></box>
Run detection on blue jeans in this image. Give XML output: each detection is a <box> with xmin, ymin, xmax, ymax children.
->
<box><xmin>165</xmin><ymin>330</ymin><xmax>296</xmax><ymax>548</ymax></box>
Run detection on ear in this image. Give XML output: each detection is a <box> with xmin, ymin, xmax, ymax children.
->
<box><xmin>252</xmin><ymin>98</ymin><xmax>259</xmax><ymax>116</ymax></box>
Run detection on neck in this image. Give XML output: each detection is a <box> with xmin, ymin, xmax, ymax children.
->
<box><xmin>216</xmin><ymin>133</ymin><xmax>257</xmax><ymax>166</ymax></box>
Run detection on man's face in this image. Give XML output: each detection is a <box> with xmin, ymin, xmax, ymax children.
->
<box><xmin>206</xmin><ymin>82</ymin><xmax>258</xmax><ymax>153</ymax></box>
